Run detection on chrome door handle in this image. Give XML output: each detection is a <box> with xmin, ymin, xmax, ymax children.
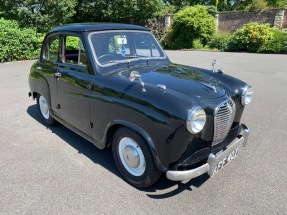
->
<box><xmin>88</xmin><ymin>84</ymin><xmax>93</xmax><ymax>92</ymax></box>
<box><xmin>54</xmin><ymin>72</ymin><xmax>62</xmax><ymax>78</ymax></box>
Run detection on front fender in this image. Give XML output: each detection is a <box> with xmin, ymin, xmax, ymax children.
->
<box><xmin>105</xmin><ymin>120</ymin><xmax>168</xmax><ymax>171</ymax></box>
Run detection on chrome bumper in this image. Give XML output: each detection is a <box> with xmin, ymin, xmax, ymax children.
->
<box><xmin>166</xmin><ymin>125</ymin><xmax>249</xmax><ymax>181</ymax></box>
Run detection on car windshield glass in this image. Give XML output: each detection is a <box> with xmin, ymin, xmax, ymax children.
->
<box><xmin>90</xmin><ymin>31</ymin><xmax>165</xmax><ymax>66</ymax></box>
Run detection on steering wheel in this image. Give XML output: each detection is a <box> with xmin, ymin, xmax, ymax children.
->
<box><xmin>97</xmin><ymin>54</ymin><xmax>116</xmax><ymax>64</ymax></box>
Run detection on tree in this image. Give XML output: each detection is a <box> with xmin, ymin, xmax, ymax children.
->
<box><xmin>0</xmin><ymin>0</ymin><xmax>77</xmax><ymax>32</ymax></box>
<box><xmin>73</xmin><ymin>0</ymin><xmax>166</xmax><ymax>24</ymax></box>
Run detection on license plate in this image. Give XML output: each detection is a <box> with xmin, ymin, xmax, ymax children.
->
<box><xmin>211</xmin><ymin>148</ymin><xmax>239</xmax><ymax>176</ymax></box>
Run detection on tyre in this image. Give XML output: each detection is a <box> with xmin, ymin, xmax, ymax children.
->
<box><xmin>36</xmin><ymin>94</ymin><xmax>56</xmax><ymax>126</ymax></box>
<box><xmin>112</xmin><ymin>127</ymin><xmax>162</xmax><ymax>188</ymax></box>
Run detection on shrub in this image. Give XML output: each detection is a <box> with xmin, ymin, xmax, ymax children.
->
<box><xmin>162</xmin><ymin>5</ymin><xmax>216</xmax><ymax>49</ymax></box>
<box><xmin>259</xmin><ymin>29</ymin><xmax>287</xmax><ymax>53</ymax></box>
<box><xmin>205</xmin><ymin>5</ymin><xmax>218</xmax><ymax>17</ymax></box>
<box><xmin>208</xmin><ymin>32</ymin><xmax>232</xmax><ymax>51</ymax></box>
<box><xmin>227</xmin><ymin>22</ymin><xmax>273</xmax><ymax>52</ymax></box>
<box><xmin>145</xmin><ymin>18</ymin><xmax>166</xmax><ymax>41</ymax></box>
<box><xmin>192</xmin><ymin>39</ymin><xmax>204</xmax><ymax>49</ymax></box>
<box><xmin>0</xmin><ymin>18</ymin><xmax>41</xmax><ymax>62</ymax></box>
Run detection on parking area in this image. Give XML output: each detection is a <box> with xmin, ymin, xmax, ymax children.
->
<box><xmin>0</xmin><ymin>51</ymin><xmax>286</xmax><ymax>214</ymax></box>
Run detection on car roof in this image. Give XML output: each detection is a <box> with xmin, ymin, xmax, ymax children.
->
<box><xmin>49</xmin><ymin>23</ymin><xmax>149</xmax><ymax>33</ymax></box>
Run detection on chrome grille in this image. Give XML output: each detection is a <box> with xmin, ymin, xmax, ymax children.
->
<box><xmin>213</xmin><ymin>99</ymin><xmax>236</xmax><ymax>146</ymax></box>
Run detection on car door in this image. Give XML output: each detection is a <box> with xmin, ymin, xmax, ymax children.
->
<box><xmin>38</xmin><ymin>34</ymin><xmax>61</xmax><ymax>112</ymax></box>
<box><xmin>56</xmin><ymin>34</ymin><xmax>94</xmax><ymax>136</ymax></box>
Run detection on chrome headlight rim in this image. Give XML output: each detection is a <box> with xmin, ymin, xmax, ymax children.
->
<box><xmin>241</xmin><ymin>85</ymin><xmax>253</xmax><ymax>105</ymax></box>
<box><xmin>186</xmin><ymin>106</ymin><xmax>207</xmax><ymax>134</ymax></box>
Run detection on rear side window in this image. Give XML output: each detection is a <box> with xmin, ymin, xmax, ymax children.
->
<box><xmin>43</xmin><ymin>36</ymin><xmax>60</xmax><ymax>61</ymax></box>
<box><xmin>63</xmin><ymin>36</ymin><xmax>87</xmax><ymax>66</ymax></box>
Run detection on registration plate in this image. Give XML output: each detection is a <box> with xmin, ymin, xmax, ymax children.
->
<box><xmin>211</xmin><ymin>148</ymin><xmax>239</xmax><ymax>176</ymax></box>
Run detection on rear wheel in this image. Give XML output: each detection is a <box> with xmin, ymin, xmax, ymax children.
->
<box><xmin>37</xmin><ymin>94</ymin><xmax>56</xmax><ymax>125</ymax></box>
<box><xmin>112</xmin><ymin>127</ymin><xmax>161</xmax><ymax>188</ymax></box>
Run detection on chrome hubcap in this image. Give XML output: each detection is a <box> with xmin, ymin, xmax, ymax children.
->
<box><xmin>123</xmin><ymin>145</ymin><xmax>140</xmax><ymax>168</ymax></box>
<box><xmin>39</xmin><ymin>96</ymin><xmax>49</xmax><ymax>119</ymax></box>
<box><xmin>118</xmin><ymin>137</ymin><xmax>146</xmax><ymax>176</ymax></box>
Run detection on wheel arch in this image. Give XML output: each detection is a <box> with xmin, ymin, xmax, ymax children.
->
<box><xmin>33</xmin><ymin>76</ymin><xmax>52</xmax><ymax>109</ymax></box>
<box><xmin>105</xmin><ymin>120</ymin><xmax>167</xmax><ymax>172</ymax></box>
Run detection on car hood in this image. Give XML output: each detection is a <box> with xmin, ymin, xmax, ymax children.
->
<box><xmin>119</xmin><ymin>63</ymin><xmax>226</xmax><ymax>99</ymax></box>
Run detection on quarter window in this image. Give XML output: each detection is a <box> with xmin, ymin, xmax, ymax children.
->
<box><xmin>63</xmin><ymin>36</ymin><xmax>87</xmax><ymax>66</ymax></box>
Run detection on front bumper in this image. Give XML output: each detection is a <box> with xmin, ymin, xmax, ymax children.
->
<box><xmin>166</xmin><ymin>124</ymin><xmax>249</xmax><ymax>181</ymax></box>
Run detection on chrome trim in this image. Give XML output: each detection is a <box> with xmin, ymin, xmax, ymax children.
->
<box><xmin>167</xmin><ymin>164</ymin><xmax>210</xmax><ymax>181</ymax></box>
<box><xmin>157</xmin><ymin>84</ymin><xmax>166</xmax><ymax>92</ymax></box>
<box><xmin>241</xmin><ymin>124</ymin><xmax>249</xmax><ymax>147</ymax></box>
<box><xmin>241</xmin><ymin>85</ymin><xmax>253</xmax><ymax>105</ymax></box>
<box><xmin>213</xmin><ymin>98</ymin><xmax>236</xmax><ymax>146</ymax></box>
<box><xmin>217</xmin><ymin>69</ymin><xmax>224</xmax><ymax>74</ymax></box>
<box><xmin>166</xmin><ymin>125</ymin><xmax>249</xmax><ymax>181</ymax></box>
<box><xmin>186</xmin><ymin>106</ymin><xmax>206</xmax><ymax>134</ymax></box>
<box><xmin>212</xmin><ymin>59</ymin><xmax>217</xmax><ymax>73</ymax></box>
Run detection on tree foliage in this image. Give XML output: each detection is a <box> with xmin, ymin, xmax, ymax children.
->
<box><xmin>73</xmin><ymin>0</ymin><xmax>166</xmax><ymax>24</ymax></box>
<box><xmin>0</xmin><ymin>0</ymin><xmax>77</xmax><ymax>32</ymax></box>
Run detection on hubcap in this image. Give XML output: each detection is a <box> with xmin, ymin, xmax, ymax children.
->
<box><xmin>123</xmin><ymin>145</ymin><xmax>140</xmax><ymax>168</ymax></box>
<box><xmin>39</xmin><ymin>96</ymin><xmax>49</xmax><ymax>119</ymax></box>
<box><xmin>118</xmin><ymin>137</ymin><xmax>146</xmax><ymax>176</ymax></box>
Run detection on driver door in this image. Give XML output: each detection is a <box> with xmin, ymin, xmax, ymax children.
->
<box><xmin>55</xmin><ymin>34</ymin><xmax>94</xmax><ymax>136</ymax></box>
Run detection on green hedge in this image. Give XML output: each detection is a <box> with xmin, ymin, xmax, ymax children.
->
<box><xmin>208</xmin><ymin>32</ymin><xmax>232</xmax><ymax>51</ymax></box>
<box><xmin>227</xmin><ymin>23</ymin><xmax>273</xmax><ymax>52</ymax></box>
<box><xmin>0</xmin><ymin>18</ymin><xmax>43</xmax><ymax>63</ymax></box>
<box><xmin>204</xmin><ymin>22</ymin><xmax>287</xmax><ymax>53</ymax></box>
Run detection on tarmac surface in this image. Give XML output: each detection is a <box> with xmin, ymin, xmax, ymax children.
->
<box><xmin>0</xmin><ymin>51</ymin><xmax>286</xmax><ymax>214</ymax></box>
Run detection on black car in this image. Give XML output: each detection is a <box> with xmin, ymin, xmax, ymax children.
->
<box><xmin>29</xmin><ymin>23</ymin><xmax>253</xmax><ymax>188</ymax></box>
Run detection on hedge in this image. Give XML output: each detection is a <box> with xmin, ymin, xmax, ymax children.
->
<box><xmin>0</xmin><ymin>18</ymin><xmax>42</xmax><ymax>63</ymax></box>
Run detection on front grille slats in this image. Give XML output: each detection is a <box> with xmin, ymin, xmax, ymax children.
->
<box><xmin>213</xmin><ymin>99</ymin><xmax>236</xmax><ymax>146</ymax></box>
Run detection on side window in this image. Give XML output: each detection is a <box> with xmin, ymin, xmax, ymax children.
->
<box><xmin>63</xmin><ymin>36</ymin><xmax>88</xmax><ymax>66</ymax></box>
<box><xmin>43</xmin><ymin>36</ymin><xmax>60</xmax><ymax>61</ymax></box>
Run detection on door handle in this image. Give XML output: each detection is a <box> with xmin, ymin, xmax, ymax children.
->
<box><xmin>88</xmin><ymin>84</ymin><xmax>93</xmax><ymax>92</ymax></box>
<box><xmin>54</xmin><ymin>72</ymin><xmax>62</xmax><ymax>78</ymax></box>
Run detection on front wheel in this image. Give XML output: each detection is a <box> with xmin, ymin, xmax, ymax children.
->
<box><xmin>112</xmin><ymin>127</ymin><xmax>161</xmax><ymax>188</ymax></box>
<box><xmin>37</xmin><ymin>94</ymin><xmax>56</xmax><ymax>126</ymax></box>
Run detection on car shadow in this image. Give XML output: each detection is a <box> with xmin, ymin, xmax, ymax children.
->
<box><xmin>27</xmin><ymin>104</ymin><xmax>209</xmax><ymax>197</ymax></box>
<box><xmin>143</xmin><ymin>174</ymin><xmax>209</xmax><ymax>199</ymax></box>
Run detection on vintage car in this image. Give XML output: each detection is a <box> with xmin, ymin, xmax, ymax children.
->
<box><xmin>29</xmin><ymin>23</ymin><xmax>253</xmax><ymax>188</ymax></box>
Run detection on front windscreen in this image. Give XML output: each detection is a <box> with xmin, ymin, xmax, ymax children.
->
<box><xmin>89</xmin><ymin>31</ymin><xmax>165</xmax><ymax>66</ymax></box>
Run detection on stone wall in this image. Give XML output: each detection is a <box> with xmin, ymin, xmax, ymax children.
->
<box><xmin>282</xmin><ymin>10</ymin><xmax>287</xmax><ymax>28</ymax></box>
<box><xmin>218</xmin><ymin>9</ymin><xmax>287</xmax><ymax>32</ymax></box>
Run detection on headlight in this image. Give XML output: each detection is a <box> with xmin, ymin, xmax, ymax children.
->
<box><xmin>186</xmin><ymin>106</ymin><xmax>206</xmax><ymax>134</ymax></box>
<box><xmin>241</xmin><ymin>86</ymin><xmax>253</xmax><ymax>105</ymax></box>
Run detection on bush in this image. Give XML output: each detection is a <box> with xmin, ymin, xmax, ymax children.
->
<box><xmin>208</xmin><ymin>32</ymin><xmax>232</xmax><ymax>51</ymax></box>
<box><xmin>227</xmin><ymin>22</ymin><xmax>273</xmax><ymax>52</ymax></box>
<box><xmin>0</xmin><ymin>18</ymin><xmax>41</xmax><ymax>62</ymax></box>
<box><xmin>145</xmin><ymin>18</ymin><xmax>166</xmax><ymax>41</ymax></box>
<box><xmin>162</xmin><ymin>5</ymin><xmax>216</xmax><ymax>49</ymax></box>
<box><xmin>259</xmin><ymin>29</ymin><xmax>287</xmax><ymax>53</ymax></box>
<box><xmin>192</xmin><ymin>39</ymin><xmax>204</xmax><ymax>49</ymax></box>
